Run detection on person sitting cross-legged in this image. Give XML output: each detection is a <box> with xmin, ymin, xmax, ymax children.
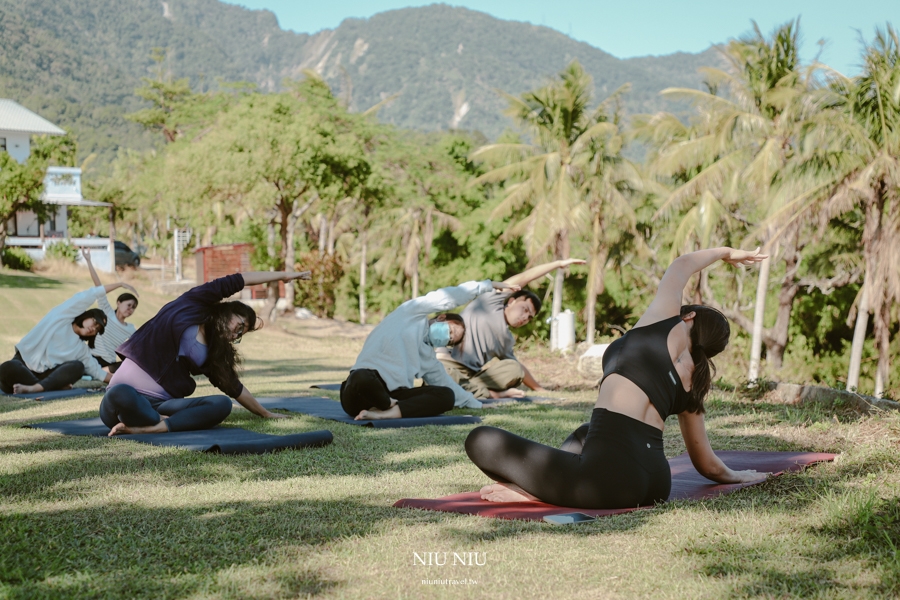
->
<box><xmin>464</xmin><ymin>247</ymin><xmax>771</xmax><ymax>509</ymax></box>
<box><xmin>340</xmin><ymin>279</ymin><xmax>520</xmax><ymax>421</ymax></box>
<box><xmin>100</xmin><ymin>270</ymin><xmax>310</xmax><ymax>436</ymax></box>
<box><xmin>0</xmin><ymin>284</ymin><xmax>119</xmax><ymax>395</ymax></box>
<box><xmin>437</xmin><ymin>258</ymin><xmax>585</xmax><ymax>399</ymax></box>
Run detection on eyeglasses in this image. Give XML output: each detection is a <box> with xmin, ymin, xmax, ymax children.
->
<box><xmin>232</xmin><ymin>318</ymin><xmax>247</xmax><ymax>343</ymax></box>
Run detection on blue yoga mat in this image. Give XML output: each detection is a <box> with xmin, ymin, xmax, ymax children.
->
<box><xmin>2</xmin><ymin>388</ymin><xmax>98</xmax><ymax>401</ymax></box>
<box><xmin>309</xmin><ymin>383</ymin><xmax>556</xmax><ymax>407</ymax></box>
<box><xmin>245</xmin><ymin>396</ymin><xmax>482</xmax><ymax>428</ymax></box>
<box><xmin>479</xmin><ymin>395</ymin><xmax>558</xmax><ymax>407</ymax></box>
<box><xmin>310</xmin><ymin>383</ymin><xmax>342</xmax><ymax>391</ymax></box>
<box><xmin>25</xmin><ymin>418</ymin><xmax>333</xmax><ymax>454</ymax></box>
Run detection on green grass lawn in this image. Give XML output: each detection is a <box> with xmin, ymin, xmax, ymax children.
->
<box><xmin>1</xmin><ymin>267</ymin><xmax>899</xmax><ymax>599</ymax></box>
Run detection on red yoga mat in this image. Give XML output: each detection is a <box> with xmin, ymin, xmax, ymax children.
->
<box><xmin>393</xmin><ymin>451</ymin><xmax>836</xmax><ymax>521</ymax></box>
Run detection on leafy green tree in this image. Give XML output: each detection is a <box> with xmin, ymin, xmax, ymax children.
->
<box><xmin>773</xmin><ymin>25</ymin><xmax>900</xmax><ymax>395</ymax></box>
<box><xmin>162</xmin><ymin>77</ymin><xmax>370</xmax><ymax>317</ymax></box>
<box><xmin>0</xmin><ymin>134</ymin><xmax>76</xmax><ymax>266</ymax></box>
<box><xmin>472</xmin><ymin>61</ymin><xmax>618</xmax><ymax>347</ymax></box>
<box><xmin>581</xmin><ymin>91</ymin><xmax>649</xmax><ymax>343</ymax></box>
<box><xmin>637</xmin><ymin>20</ymin><xmax>813</xmax><ymax>376</ymax></box>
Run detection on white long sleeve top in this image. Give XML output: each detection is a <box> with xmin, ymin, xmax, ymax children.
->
<box><xmin>351</xmin><ymin>280</ymin><xmax>493</xmax><ymax>409</ymax></box>
<box><xmin>15</xmin><ymin>286</ymin><xmax>108</xmax><ymax>381</ymax></box>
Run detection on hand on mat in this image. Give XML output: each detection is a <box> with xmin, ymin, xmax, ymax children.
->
<box><xmin>724</xmin><ymin>247</ymin><xmax>768</xmax><ymax>268</ymax></box>
<box><xmin>730</xmin><ymin>469</ymin><xmax>771</xmax><ymax>483</ymax></box>
<box><xmin>262</xmin><ymin>410</ymin><xmax>290</xmax><ymax>419</ymax></box>
<box><xmin>492</xmin><ymin>281</ymin><xmax>521</xmax><ymax>293</ymax></box>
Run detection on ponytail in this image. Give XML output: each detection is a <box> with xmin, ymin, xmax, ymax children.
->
<box><xmin>680</xmin><ymin>305</ymin><xmax>730</xmax><ymax>413</ymax></box>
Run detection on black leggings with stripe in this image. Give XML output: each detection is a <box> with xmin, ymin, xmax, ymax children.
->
<box><xmin>465</xmin><ymin>408</ymin><xmax>671</xmax><ymax>509</ymax></box>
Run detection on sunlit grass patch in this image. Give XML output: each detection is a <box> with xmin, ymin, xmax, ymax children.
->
<box><xmin>1</xmin><ymin>269</ymin><xmax>899</xmax><ymax>598</ymax></box>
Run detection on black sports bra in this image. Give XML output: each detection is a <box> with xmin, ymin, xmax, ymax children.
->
<box><xmin>600</xmin><ymin>315</ymin><xmax>692</xmax><ymax>420</ymax></box>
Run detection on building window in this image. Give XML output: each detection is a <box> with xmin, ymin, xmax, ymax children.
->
<box><xmin>0</xmin><ymin>137</ymin><xmax>6</xmax><ymax>152</ymax></box>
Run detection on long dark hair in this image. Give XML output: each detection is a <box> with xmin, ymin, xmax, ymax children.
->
<box><xmin>73</xmin><ymin>308</ymin><xmax>107</xmax><ymax>349</ymax></box>
<box><xmin>505</xmin><ymin>289</ymin><xmax>542</xmax><ymax>314</ymax></box>
<box><xmin>204</xmin><ymin>301</ymin><xmax>261</xmax><ymax>387</ymax></box>
<box><xmin>680</xmin><ymin>304</ymin><xmax>730</xmax><ymax>413</ymax></box>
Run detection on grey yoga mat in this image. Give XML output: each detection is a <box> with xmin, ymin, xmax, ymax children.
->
<box><xmin>310</xmin><ymin>383</ymin><xmax>342</xmax><ymax>391</ymax></box>
<box><xmin>2</xmin><ymin>388</ymin><xmax>98</xmax><ymax>401</ymax></box>
<box><xmin>244</xmin><ymin>396</ymin><xmax>482</xmax><ymax>428</ymax></box>
<box><xmin>308</xmin><ymin>383</ymin><xmax>556</xmax><ymax>407</ymax></box>
<box><xmin>25</xmin><ymin>418</ymin><xmax>333</xmax><ymax>454</ymax></box>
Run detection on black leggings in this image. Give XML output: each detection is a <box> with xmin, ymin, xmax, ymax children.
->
<box><xmin>99</xmin><ymin>384</ymin><xmax>232</xmax><ymax>432</ymax></box>
<box><xmin>340</xmin><ymin>369</ymin><xmax>455</xmax><ymax>418</ymax></box>
<box><xmin>465</xmin><ymin>408</ymin><xmax>671</xmax><ymax>509</ymax></box>
<box><xmin>0</xmin><ymin>352</ymin><xmax>85</xmax><ymax>394</ymax></box>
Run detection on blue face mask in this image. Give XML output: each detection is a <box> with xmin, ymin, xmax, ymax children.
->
<box><xmin>428</xmin><ymin>321</ymin><xmax>451</xmax><ymax>347</ymax></box>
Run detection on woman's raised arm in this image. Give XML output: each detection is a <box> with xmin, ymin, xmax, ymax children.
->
<box><xmin>81</xmin><ymin>249</ymin><xmax>139</xmax><ymax>297</ymax></box>
<box><xmin>636</xmin><ymin>247</ymin><xmax>766</xmax><ymax>327</ymax></box>
<box><xmin>239</xmin><ymin>271</ymin><xmax>311</xmax><ymax>287</ymax></box>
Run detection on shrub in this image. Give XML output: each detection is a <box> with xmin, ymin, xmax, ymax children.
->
<box><xmin>293</xmin><ymin>250</ymin><xmax>344</xmax><ymax>318</ymax></box>
<box><xmin>1</xmin><ymin>247</ymin><xmax>35</xmax><ymax>271</ymax></box>
<box><xmin>44</xmin><ymin>240</ymin><xmax>79</xmax><ymax>263</ymax></box>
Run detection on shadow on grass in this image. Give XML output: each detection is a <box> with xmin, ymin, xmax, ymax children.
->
<box><xmin>681</xmin><ymin>493</ymin><xmax>900</xmax><ymax>596</ymax></box>
<box><xmin>0</xmin><ymin>497</ymin><xmax>400</xmax><ymax>598</ymax></box>
<box><xmin>240</xmin><ymin>358</ymin><xmax>352</xmax><ymax>382</ymax></box>
<box><xmin>1</xmin><ymin>408</ymin><xmax>839</xmax><ymax>502</ymax></box>
<box><xmin>0</xmin><ymin>272</ymin><xmax>63</xmax><ymax>289</ymax></box>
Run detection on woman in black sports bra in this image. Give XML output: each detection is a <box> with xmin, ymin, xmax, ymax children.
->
<box><xmin>464</xmin><ymin>247</ymin><xmax>771</xmax><ymax>509</ymax></box>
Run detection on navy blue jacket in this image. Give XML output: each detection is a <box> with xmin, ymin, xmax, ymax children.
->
<box><xmin>117</xmin><ymin>274</ymin><xmax>245</xmax><ymax>398</ymax></box>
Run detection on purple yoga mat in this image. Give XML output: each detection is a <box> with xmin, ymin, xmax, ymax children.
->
<box><xmin>393</xmin><ymin>451</ymin><xmax>837</xmax><ymax>521</ymax></box>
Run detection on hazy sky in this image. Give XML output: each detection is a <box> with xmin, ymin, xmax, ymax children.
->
<box><xmin>221</xmin><ymin>0</ymin><xmax>896</xmax><ymax>75</ymax></box>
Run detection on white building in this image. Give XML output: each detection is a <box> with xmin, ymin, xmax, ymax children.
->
<box><xmin>1</xmin><ymin>99</ymin><xmax>115</xmax><ymax>271</ymax></box>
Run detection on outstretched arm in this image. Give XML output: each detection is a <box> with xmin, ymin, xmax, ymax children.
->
<box><xmin>234</xmin><ymin>385</ymin><xmax>289</xmax><ymax>419</ymax></box>
<box><xmin>240</xmin><ymin>271</ymin><xmax>311</xmax><ymax>286</ymax></box>
<box><xmin>503</xmin><ymin>258</ymin><xmax>586</xmax><ymax>288</ymax></box>
<box><xmin>81</xmin><ymin>249</ymin><xmax>140</xmax><ymax>297</ymax></box>
<box><xmin>636</xmin><ymin>247</ymin><xmax>766</xmax><ymax>327</ymax></box>
<box><xmin>521</xmin><ymin>364</ymin><xmax>546</xmax><ymax>392</ymax></box>
<box><xmin>678</xmin><ymin>411</ymin><xmax>769</xmax><ymax>484</ymax></box>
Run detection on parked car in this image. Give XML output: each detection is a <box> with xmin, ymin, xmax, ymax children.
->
<box><xmin>114</xmin><ymin>240</ymin><xmax>141</xmax><ymax>268</ymax></box>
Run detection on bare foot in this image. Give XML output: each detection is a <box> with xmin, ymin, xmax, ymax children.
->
<box><xmin>479</xmin><ymin>483</ymin><xmax>540</xmax><ymax>503</ymax></box>
<box><xmin>355</xmin><ymin>405</ymin><xmax>402</xmax><ymax>420</ymax></box>
<box><xmin>108</xmin><ymin>420</ymin><xmax>169</xmax><ymax>436</ymax></box>
<box><xmin>13</xmin><ymin>383</ymin><xmax>44</xmax><ymax>394</ymax></box>
<box><xmin>489</xmin><ymin>388</ymin><xmax>526</xmax><ymax>399</ymax></box>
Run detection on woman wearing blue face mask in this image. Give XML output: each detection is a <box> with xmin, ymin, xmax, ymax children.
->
<box><xmin>340</xmin><ymin>280</ymin><xmax>519</xmax><ymax>420</ymax></box>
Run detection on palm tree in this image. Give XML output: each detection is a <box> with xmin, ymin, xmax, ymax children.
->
<box><xmin>638</xmin><ymin>20</ymin><xmax>812</xmax><ymax>377</ymax></box>
<box><xmin>580</xmin><ymin>94</ymin><xmax>650</xmax><ymax>343</ymax></box>
<box><xmin>472</xmin><ymin>61</ymin><xmax>619</xmax><ymax>348</ymax></box>
<box><xmin>770</xmin><ymin>25</ymin><xmax>900</xmax><ymax>396</ymax></box>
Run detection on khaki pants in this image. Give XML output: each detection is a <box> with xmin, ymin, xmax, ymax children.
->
<box><xmin>438</xmin><ymin>357</ymin><xmax>525</xmax><ymax>399</ymax></box>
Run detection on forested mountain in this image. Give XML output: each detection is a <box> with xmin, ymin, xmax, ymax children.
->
<box><xmin>0</xmin><ymin>0</ymin><xmax>720</xmax><ymax>166</ymax></box>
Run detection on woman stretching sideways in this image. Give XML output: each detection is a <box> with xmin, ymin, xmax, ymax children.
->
<box><xmin>465</xmin><ymin>248</ymin><xmax>771</xmax><ymax>509</ymax></box>
<box><xmin>0</xmin><ymin>278</ymin><xmax>135</xmax><ymax>395</ymax></box>
<box><xmin>340</xmin><ymin>279</ymin><xmax>519</xmax><ymax>420</ymax></box>
<box><xmin>82</xmin><ymin>248</ymin><xmax>138</xmax><ymax>373</ymax></box>
<box><xmin>100</xmin><ymin>270</ymin><xmax>310</xmax><ymax>436</ymax></box>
